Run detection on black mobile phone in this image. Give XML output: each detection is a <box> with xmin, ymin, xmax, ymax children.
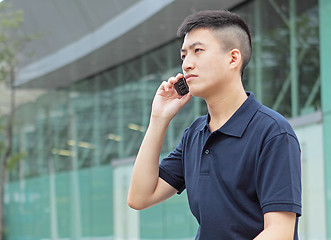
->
<box><xmin>174</xmin><ymin>78</ymin><xmax>189</xmax><ymax>96</ymax></box>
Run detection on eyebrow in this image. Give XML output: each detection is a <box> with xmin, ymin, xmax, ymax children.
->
<box><xmin>180</xmin><ymin>41</ymin><xmax>205</xmax><ymax>54</ymax></box>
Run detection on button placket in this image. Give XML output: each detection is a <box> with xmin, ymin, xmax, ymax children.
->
<box><xmin>201</xmin><ymin>147</ymin><xmax>211</xmax><ymax>175</ymax></box>
<box><xmin>200</xmin><ymin>130</ymin><xmax>215</xmax><ymax>175</ymax></box>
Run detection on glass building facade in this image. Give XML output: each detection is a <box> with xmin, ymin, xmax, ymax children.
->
<box><xmin>1</xmin><ymin>0</ymin><xmax>330</xmax><ymax>239</ymax></box>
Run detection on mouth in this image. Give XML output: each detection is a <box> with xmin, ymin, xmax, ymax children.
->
<box><xmin>184</xmin><ymin>74</ymin><xmax>198</xmax><ymax>82</ymax></box>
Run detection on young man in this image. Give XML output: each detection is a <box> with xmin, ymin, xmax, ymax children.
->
<box><xmin>128</xmin><ymin>10</ymin><xmax>301</xmax><ymax>240</ymax></box>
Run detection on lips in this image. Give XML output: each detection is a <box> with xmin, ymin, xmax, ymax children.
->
<box><xmin>184</xmin><ymin>74</ymin><xmax>198</xmax><ymax>82</ymax></box>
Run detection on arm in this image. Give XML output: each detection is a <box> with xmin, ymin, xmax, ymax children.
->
<box><xmin>255</xmin><ymin>132</ymin><xmax>301</xmax><ymax>239</ymax></box>
<box><xmin>127</xmin><ymin>74</ymin><xmax>192</xmax><ymax>210</ymax></box>
<box><xmin>253</xmin><ymin>212</ymin><xmax>296</xmax><ymax>240</ymax></box>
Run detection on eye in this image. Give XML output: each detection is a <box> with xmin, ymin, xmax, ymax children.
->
<box><xmin>181</xmin><ymin>54</ymin><xmax>186</xmax><ymax>60</ymax></box>
<box><xmin>195</xmin><ymin>48</ymin><xmax>203</xmax><ymax>53</ymax></box>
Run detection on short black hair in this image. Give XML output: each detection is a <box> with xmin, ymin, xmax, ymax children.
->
<box><xmin>177</xmin><ymin>10</ymin><xmax>252</xmax><ymax>76</ymax></box>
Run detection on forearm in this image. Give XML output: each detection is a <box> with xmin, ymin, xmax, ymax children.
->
<box><xmin>253</xmin><ymin>212</ymin><xmax>296</xmax><ymax>240</ymax></box>
<box><xmin>128</xmin><ymin>74</ymin><xmax>191</xmax><ymax>210</ymax></box>
<box><xmin>254</xmin><ymin>226</ymin><xmax>293</xmax><ymax>240</ymax></box>
<box><xmin>127</xmin><ymin>116</ymin><xmax>170</xmax><ymax>209</ymax></box>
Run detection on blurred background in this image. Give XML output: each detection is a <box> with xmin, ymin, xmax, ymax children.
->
<box><xmin>0</xmin><ymin>0</ymin><xmax>329</xmax><ymax>239</ymax></box>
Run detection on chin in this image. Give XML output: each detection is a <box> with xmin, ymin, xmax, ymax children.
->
<box><xmin>189</xmin><ymin>89</ymin><xmax>205</xmax><ymax>98</ymax></box>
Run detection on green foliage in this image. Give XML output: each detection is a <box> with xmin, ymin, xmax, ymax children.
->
<box><xmin>0</xmin><ymin>3</ymin><xmax>23</xmax><ymax>70</ymax></box>
<box><xmin>0</xmin><ymin>2</ymin><xmax>30</xmax><ymax>169</ymax></box>
<box><xmin>0</xmin><ymin>4</ymin><xmax>23</xmax><ymax>29</ymax></box>
<box><xmin>0</xmin><ymin>3</ymin><xmax>39</xmax><ymax>85</ymax></box>
<box><xmin>6</xmin><ymin>152</ymin><xmax>26</xmax><ymax>170</ymax></box>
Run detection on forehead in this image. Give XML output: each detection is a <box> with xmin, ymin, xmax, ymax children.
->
<box><xmin>181</xmin><ymin>28</ymin><xmax>221</xmax><ymax>49</ymax></box>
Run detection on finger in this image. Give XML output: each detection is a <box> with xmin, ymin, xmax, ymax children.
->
<box><xmin>160</xmin><ymin>80</ymin><xmax>173</xmax><ymax>92</ymax></box>
<box><xmin>167</xmin><ymin>76</ymin><xmax>177</xmax><ymax>85</ymax></box>
<box><xmin>175</xmin><ymin>73</ymin><xmax>184</xmax><ymax>79</ymax></box>
<box><xmin>179</xmin><ymin>92</ymin><xmax>192</xmax><ymax>105</ymax></box>
<box><xmin>168</xmin><ymin>73</ymin><xmax>184</xmax><ymax>84</ymax></box>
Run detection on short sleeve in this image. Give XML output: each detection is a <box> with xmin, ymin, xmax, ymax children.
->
<box><xmin>159</xmin><ymin>129</ymin><xmax>187</xmax><ymax>194</ymax></box>
<box><xmin>256</xmin><ymin>133</ymin><xmax>302</xmax><ymax>216</ymax></box>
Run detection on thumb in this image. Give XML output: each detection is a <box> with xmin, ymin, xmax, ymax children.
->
<box><xmin>179</xmin><ymin>93</ymin><xmax>192</xmax><ymax>106</ymax></box>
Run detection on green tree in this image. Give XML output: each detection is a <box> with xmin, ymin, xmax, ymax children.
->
<box><xmin>0</xmin><ymin>3</ymin><xmax>35</xmax><ymax>239</ymax></box>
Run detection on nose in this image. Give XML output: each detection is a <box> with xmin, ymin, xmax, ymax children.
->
<box><xmin>182</xmin><ymin>55</ymin><xmax>195</xmax><ymax>72</ymax></box>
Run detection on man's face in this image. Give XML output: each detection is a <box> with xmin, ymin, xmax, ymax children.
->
<box><xmin>180</xmin><ymin>28</ymin><xmax>230</xmax><ymax>98</ymax></box>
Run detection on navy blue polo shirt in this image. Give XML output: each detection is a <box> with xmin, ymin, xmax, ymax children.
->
<box><xmin>159</xmin><ymin>92</ymin><xmax>301</xmax><ymax>240</ymax></box>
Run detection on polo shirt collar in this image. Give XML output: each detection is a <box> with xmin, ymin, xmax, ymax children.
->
<box><xmin>196</xmin><ymin>92</ymin><xmax>262</xmax><ymax>138</ymax></box>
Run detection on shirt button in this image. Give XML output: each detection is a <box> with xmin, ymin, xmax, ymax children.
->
<box><xmin>205</xmin><ymin>149</ymin><xmax>210</xmax><ymax>154</ymax></box>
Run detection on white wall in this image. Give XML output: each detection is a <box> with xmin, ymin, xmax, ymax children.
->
<box><xmin>113</xmin><ymin>158</ymin><xmax>140</xmax><ymax>240</ymax></box>
<box><xmin>295</xmin><ymin>122</ymin><xmax>326</xmax><ymax>240</ymax></box>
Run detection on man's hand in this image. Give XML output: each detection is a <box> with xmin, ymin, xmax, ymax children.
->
<box><xmin>151</xmin><ymin>73</ymin><xmax>192</xmax><ymax>121</ymax></box>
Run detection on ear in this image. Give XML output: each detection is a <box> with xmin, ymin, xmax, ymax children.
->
<box><xmin>229</xmin><ymin>49</ymin><xmax>242</xmax><ymax>71</ymax></box>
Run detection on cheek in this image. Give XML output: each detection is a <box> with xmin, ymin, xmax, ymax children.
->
<box><xmin>204</xmin><ymin>60</ymin><xmax>224</xmax><ymax>77</ymax></box>
<box><xmin>205</xmin><ymin>53</ymin><xmax>224</xmax><ymax>68</ymax></box>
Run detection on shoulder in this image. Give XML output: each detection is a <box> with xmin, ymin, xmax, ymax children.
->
<box><xmin>253</xmin><ymin>105</ymin><xmax>299</xmax><ymax>144</ymax></box>
<box><xmin>257</xmin><ymin>106</ymin><xmax>293</xmax><ymax>131</ymax></box>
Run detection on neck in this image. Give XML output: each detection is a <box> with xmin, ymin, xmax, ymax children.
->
<box><xmin>205</xmin><ymin>80</ymin><xmax>247</xmax><ymax>132</ymax></box>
